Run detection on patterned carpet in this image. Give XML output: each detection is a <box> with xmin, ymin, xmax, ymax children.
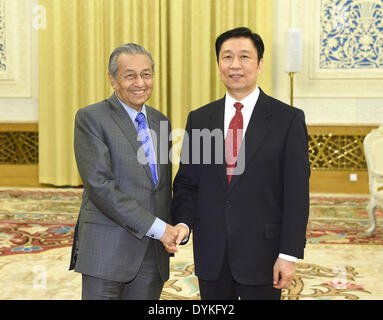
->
<box><xmin>0</xmin><ymin>188</ymin><xmax>382</xmax><ymax>300</ymax></box>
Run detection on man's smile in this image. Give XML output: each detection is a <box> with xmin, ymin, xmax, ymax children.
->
<box><xmin>229</xmin><ymin>74</ymin><xmax>244</xmax><ymax>79</ymax></box>
<box><xmin>131</xmin><ymin>89</ymin><xmax>145</xmax><ymax>94</ymax></box>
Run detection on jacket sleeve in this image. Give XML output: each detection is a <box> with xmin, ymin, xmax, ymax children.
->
<box><xmin>279</xmin><ymin>109</ymin><xmax>310</xmax><ymax>259</ymax></box>
<box><xmin>74</xmin><ymin>108</ymin><xmax>156</xmax><ymax>239</ymax></box>
<box><xmin>172</xmin><ymin>112</ymin><xmax>199</xmax><ymax>233</ymax></box>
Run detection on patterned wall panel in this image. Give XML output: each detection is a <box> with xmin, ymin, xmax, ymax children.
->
<box><xmin>309</xmin><ymin>134</ymin><xmax>367</xmax><ymax>170</ymax></box>
<box><xmin>320</xmin><ymin>0</ymin><xmax>383</xmax><ymax>69</ymax></box>
<box><xmin>0</xmin><ymin>131</ymin><xmax>38</xmax><ymax>164</ymax></box>
<box><xmin>0</xmin><ymin>0</ymin><xmax>5</xmax><ymax>72</ymax></box>
<box><xmin>0</xmin><ymin>128</ymin><xmax>369</xmax><ymax>170</ymax></box>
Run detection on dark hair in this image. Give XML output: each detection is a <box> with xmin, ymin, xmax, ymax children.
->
<box><xmin>215</xmin><ymin>27</ymin><xmax>264</xmax><ymax>62</ymax></box>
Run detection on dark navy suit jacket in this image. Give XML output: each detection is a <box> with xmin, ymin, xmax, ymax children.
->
<box><xmin>172</xmin><ymin>88</ymin><xmax>310</xmax><ymax>285</ymax></box>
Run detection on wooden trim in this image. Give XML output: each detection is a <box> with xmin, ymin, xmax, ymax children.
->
<box><xmin>0</xmin><ymin>164</ymin><xmax>43</xmax><ymax>187</ymax></box>
<box><xmin>307</xmin><ymin>125</ymin><xmax>375</xmax><ymax>194</ymax></box>
<box><xmin>308</xmin><ymin>124</ymin><xmax>378</xmax><ymax>135</ymax></box>
<box><xmin>0</xmin><ymin>122</ymin><xmax>38</xmax><ymax>132</ymax></box>
<box><xmin>310</xmin><ymin>170</ymin><xmax>369</xmax><ymax>194</ymax></box>
<box><xmin>0</xmin><ymin>123</ymin><xmax>376</xmax><ymax>192</ymax></box>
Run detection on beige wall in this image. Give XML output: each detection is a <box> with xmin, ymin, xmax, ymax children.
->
<box><xmin>2</xmin><ymin>0</ymin><xmax>383</xmax><ymax>125</ymax></box>
<box><xmin>272</xmin><ymin>0</ymin><xmax>383</xmax><ymax>125</ymax></box>
<box><xmin>0</xmin><ymin>0</ymin><xmax>39</xmax><ymax>122</ymax></box>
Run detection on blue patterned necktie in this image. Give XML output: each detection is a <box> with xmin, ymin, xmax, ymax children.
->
<box><xmin>135</xmin><ymin>112</ymin><xmax>158</xmax><ymax>186</ymax></box>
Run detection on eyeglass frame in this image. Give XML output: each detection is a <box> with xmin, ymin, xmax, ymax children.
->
<box><xmin>119</xmin><ymin>71</ymin><xmax>154</xmax><ymax>82</ymax></box>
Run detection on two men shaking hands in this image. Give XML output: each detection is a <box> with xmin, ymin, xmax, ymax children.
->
<box><xmin>70</xmin><ymin>27</ymin><xmax>310</xmax><ymax>301</ymax></box>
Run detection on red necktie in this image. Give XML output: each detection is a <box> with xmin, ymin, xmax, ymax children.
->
<box><xmin>226</xmin><ymin>102</ymin><xmax>244</xmax><ymax>183</ymax></box>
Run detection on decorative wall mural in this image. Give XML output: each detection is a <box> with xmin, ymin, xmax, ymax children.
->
<box><xmin>320</xmin><ymin>0</ymin><xmax>383</xmax><ymax>69</ymax></box>
<box><xmin>0</xmin><ymin>0</ymin><xmax>6</xmax><ymax>71</ymax></box>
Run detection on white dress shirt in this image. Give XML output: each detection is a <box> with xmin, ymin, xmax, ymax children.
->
<box><xmin>224</xmin><ymin>86</ymin><xmax>260</xmax><ymax>138</ymax></box>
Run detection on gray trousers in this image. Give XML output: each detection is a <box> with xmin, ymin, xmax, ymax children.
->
<box><xmin>81</xmin><ymin>240</ymin><xmax>164</xmax><ymax>300</ymax></box>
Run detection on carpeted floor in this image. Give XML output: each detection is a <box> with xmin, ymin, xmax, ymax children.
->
<box><xmin>0</xmin><ymin>188</ymin><xmax>382</xmax><ymax>300</ymax></box>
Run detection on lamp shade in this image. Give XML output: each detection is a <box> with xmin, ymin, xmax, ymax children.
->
<box><xmin>285</xmin><ymin>29</ymin><xmax>302</xmax><ymax>73</ymax></box>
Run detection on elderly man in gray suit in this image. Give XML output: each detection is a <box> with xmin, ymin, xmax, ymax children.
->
<box><xmin>69</xmin><ymin>43</ymin><xmax>188</xmax><ymax>300</ymax></box>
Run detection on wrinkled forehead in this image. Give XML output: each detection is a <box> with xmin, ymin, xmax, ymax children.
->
<box><xmin>117</xmin><ymin>53</ymin><xmax>153</xmax><ymax>73</ymax></box>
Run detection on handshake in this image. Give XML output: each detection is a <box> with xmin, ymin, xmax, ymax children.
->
<box><xmin>159</xmin><ymin>223</ymin><xmax>189</xmax><ymax>253</ymax></box>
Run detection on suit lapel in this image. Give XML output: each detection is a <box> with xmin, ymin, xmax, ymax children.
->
<box><xmin>107</xmin><ymin>93</ymin><xmax>155</xmax><ymax>186</ymax></box>
<box><xmin>228</xmin><ymin>89</ymin><xmax>272</xmax><ymax>190</ymax></box>
<box><xmin>208</xmin><ymin>97</ymin><xmax>229</xmax><ymax>190</ymax></box>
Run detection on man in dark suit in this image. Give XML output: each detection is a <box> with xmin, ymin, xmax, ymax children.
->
<box><xmin>69</xmin><ymin>43</ymin><xmax>187</xmax><ymax>299</ymax></box>
<box><xmin>172</xmin><ymin>27</ymin><xmax>310</xmax><ymax>300</ymax></box>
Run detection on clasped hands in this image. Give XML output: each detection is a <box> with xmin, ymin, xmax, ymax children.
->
<box><xmin>160</xmin><ymin>223</ymin><xmax>189</xmax><ymax>253</ymax></box>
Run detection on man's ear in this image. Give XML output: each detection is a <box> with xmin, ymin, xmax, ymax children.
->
<box><xmin>108</xmin><ymin>72</ymin><xmax>115</xmax><ymax>88</ymax></box>
<box><xmin>257</xmin><ymin>58</ymin><xmax>264</xmax><ymax>75</ymax></box>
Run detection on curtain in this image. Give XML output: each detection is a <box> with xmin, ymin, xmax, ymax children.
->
<box><xmin>39</xmin><ymin>0</ymin><xmax>273</xmax><ymax>186</ymax></box>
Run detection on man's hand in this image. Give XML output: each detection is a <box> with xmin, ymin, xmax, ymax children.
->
<box><xmin>273</xmin><ymin>258</ymin><xmax>296</xmax><ymax>289</ymax></box>
<box><xmin>175</xmin><ymin>224</ymin><xmax>189</xmax><ymax>245</ymax></box>
<box><xmin>160</xmin><ymin>224</ymin><xmax>189</xmax><ymax>253</ymax></box>
<box><xmin>160</xmin><ymin>224</ymin><xmax>178</xmax><ymax>253</ymax></box>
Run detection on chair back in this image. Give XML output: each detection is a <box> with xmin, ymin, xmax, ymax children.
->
<box><xmin>364</xmin><ymin>126</ymin><xmax>383</xmax><ymax>186</ymax></box>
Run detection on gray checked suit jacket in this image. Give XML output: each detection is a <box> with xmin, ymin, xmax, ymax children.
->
<box><xmin>69</xmin><ymin>93</ymin><xmax>172</xmax><ymax>283</ymax></box>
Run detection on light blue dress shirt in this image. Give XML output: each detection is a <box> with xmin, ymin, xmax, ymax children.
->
<box><xmin>117</xmin><ymin>97</ymin><xmax>166</xmax><ymax>240</ymax></box>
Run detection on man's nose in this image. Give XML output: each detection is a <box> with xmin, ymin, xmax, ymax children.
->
<box><xmin>230</xmin><ymin>56</ymin><xmax>241</xmax><ymax>69</ymax></box>
<box><xmin>133</xmin><ymin>75</ymin><xmax>145</xmax><ymax>86</ymax></box>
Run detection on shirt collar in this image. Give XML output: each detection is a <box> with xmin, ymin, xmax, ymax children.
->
<box><xmin>116</xmin><ymin>95</ymin><xmax>147</xmax><ymax>123</ymax></box>
<box><xmin>225</xmin><ymin>86</ymin><xmax>260</xmax><ymax>110</ymax></box>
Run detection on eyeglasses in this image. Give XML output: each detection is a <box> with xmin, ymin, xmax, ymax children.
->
<box><xmin>120</xmin><ymin>72</ymin><xmax>153</xmax><ymax>81</ymax></box>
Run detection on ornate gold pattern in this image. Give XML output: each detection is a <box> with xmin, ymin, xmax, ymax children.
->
<box><xmin>0</xmin><ymin>129</ymin><xmax>370</xmax><ymax>170</ymax></box>
<box><xmin>0</xmin><ymin>132</ymin><xmax>38</xmax><ymax>164</ymax></box>
<box><xmin>162</xmin><ymin>263</ymin><xmax>200</xmax><ymax>300</ymax></box>
<box><xmin>309</xmin><ymin>134</ymin><xmax>367</xmax><ymax>170</ymax></box>
<box><xmin>282</xmin><ymin>263</ymin><xmax>371</xmax><ymax>300</ymax></box>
